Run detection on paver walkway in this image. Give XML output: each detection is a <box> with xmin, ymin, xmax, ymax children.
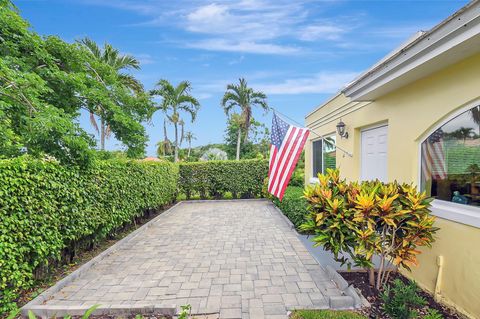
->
<box><xmin>37</xmin><ymin>200</ymin><xmax>348</xmax><ymax>318</ymax></box>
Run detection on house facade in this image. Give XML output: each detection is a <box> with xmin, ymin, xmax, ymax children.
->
<box><xmin>304</xmin><ymin>1</ymin><xmax>480</xmax><ymax>317</ymax></box>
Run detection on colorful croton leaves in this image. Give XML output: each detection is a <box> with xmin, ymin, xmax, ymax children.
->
<box><xmin>301</xmin><ymin>169</ymin><xmax>439</xmax><ymax>289</ymax></box>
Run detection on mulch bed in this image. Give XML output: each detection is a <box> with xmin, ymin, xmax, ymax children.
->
<box><xmin>340</xmin><ymin>271</ymin><xmax>464</xmax><ymax>319</ymax></box>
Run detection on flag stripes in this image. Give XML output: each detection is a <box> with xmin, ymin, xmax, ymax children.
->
<box><xmin>421</xmin><ymin>130</ymin><xmax>447</xmax><ymax>181</ymax></box>
<box><xmin>268</xmin><ymin>114</ymin><xmax>309</xmax><ymax>200</ymax></box>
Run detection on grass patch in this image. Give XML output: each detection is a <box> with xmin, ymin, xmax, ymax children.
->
<box><xmin>290</xmin><ymin>309</ymin><xmax>367</xmax><ymax>319</ymax></box>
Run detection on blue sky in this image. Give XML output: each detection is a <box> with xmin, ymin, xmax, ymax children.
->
<box><xmin>16</xmin><ymin>0</ymin><xmax>468</xmax><ymax>156</ymax></box>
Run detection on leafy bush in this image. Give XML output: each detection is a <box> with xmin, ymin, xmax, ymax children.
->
<box><xmin>0</xmin><ymin>157</ymin><xmax>178</xmax><ymax>313</ymax></box>
<box><xmin>273</xmin><ymin>186</ymin><xmax>309</xmax><ymax>228</ymax></box>
<box><xmin>301</xmin><ymin>169</ymin><xmax>438</xmax><ymax>289</ymax></box>
<box><xmin>178</xmin><ymin>159</ymin><xmax>268</xmax><ymax>199</ymax></box>
<box><xmin>380</xmin><ymin>279</ymin><xmax>426</xmax><ymax>319</ymax></box>
<box><xmin>289</xmin><ymin>167</ymin><xmax>305</xmax><ymax>187</ymax></box>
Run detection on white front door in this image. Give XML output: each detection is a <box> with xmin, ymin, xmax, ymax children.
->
<box><xmin>361</xmin><ymin>125</ymin><xmax>388</xmax><ymax>182</ymax></box>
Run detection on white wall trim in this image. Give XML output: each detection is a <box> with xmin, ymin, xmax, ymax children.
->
<box><xmin>360</xmin><ymin>122</ymin><xmax>388</xmax><ymax>133</ymax></box>
<box><xmin>431</xmin><ymin>200</ymin><xmax>480</xmax><ymax>229</ymax></box>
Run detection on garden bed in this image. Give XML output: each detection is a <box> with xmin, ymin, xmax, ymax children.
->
<box><xmin>340</xmin><ymin>271</ymin><xmax>463</xmax><ymax>319</ymax></box>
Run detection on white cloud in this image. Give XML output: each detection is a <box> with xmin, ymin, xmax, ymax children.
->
<box><xmin>299</xmin><ymin>25</ymin><xmax>347</xmax><ymax>41</ymax></box>
<box><xmin>187</xmin><ymin>39</ymin><xmax>300</xmax><ymax>55</ymax></box>
<box><xmin>228</xmin><ymin>55</ymin><xmax>245</xmax><ymax>65</ymax></box>
<box><xmin>255</xmin><ymin>71</ymin><xmax>358</xmax><ymax>95</ymax></box>
<box><xmin>78</xmin><ymin>0</ymin><xmax>433</xmax><ymax>56</ymax></box>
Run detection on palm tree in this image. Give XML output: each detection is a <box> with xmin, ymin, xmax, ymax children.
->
<box><xmin>80</xmin><ymin>37</ymin><xmax>143</xmax><ymax>150</ymax></box>
<box><xmin>150</xmin><ymin>80</ymin><xmax>200</xmax><ymax>162</ymax></box>
<box><xmin>471</xmin><ymin>106</ymin><xmax>480</xmax><ymax>137</ymax></box>
<box><xmin>156</xmin><ymin>139</ymin><xmax>173</xmax><ymax>158</ymax></box>
<box><xmin>451</xmin><ymin>127</ymin><xmax>474</xmax><ymax>143</ymax></box>
<box><xmin>184</xmin><ymin>131</ymin><xmax>196</xmax><ymax>158</ymax></box>
<box><xmin>221</xmin><ymin>78</ymin><xmax>268</xmax><ymax>160</ymax></box>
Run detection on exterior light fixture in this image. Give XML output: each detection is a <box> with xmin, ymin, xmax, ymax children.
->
<box><xmin>336</xmin><ymin>119</ymin><xmax>348</xmax><ymax>139</ymax></box>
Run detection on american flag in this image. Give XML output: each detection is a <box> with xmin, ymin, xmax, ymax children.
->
<box><xmin>421</xmin><ymin>128</ymin><xmax>447</xmax><ymax>181</ymax></box>
<box><xmin>268</xmin><ymin>113</ymin><xmax>309</xmax><ymax>200</ymax></box>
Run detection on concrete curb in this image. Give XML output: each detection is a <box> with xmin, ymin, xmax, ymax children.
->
<box><xmin>269</xmin><ymin>201</ymin><xmax>368</xmax><ymax>310</ymax></box>
<box><xmin>325</xmin><ymin>265</ymin><xmax>368</xmax><ymax>309</ymax></box>
<box><xmin>23</xmin><ymin>304</ymin><xmax>176</xmax><ymax>318</ymax></box>
<box><xmin>21</xmin><ymin>202</ymin><xmax>184</xmax><ymax>317</ymax></box>
<box><xmin>181</xmin><ymin>198</ymin><xmax>269</xmax><ymax>203</ymax></box>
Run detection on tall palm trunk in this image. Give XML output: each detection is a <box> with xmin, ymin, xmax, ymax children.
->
<box><xmin>163</xmin><ymin>119</ymin><xmax>167</xmax><ymax>157</ymax></box>
<box><xmin>188</xmin><ymin>141</ymin><xmax>191</xmax><ymax>158</ymax></box>
<box><xmin>236</xmin><ymin>127</ymin><xmax>242</xmax><ymax>160</ymax></box>
<box><xmin>174</xmin><ymin>122</ymin><xmax>179</xmax><ymax>162</ymax></box>
<box><xmin>100</xmin><ymin>117</ymin><xmax>106</xmax><ymax>150</ymax></box>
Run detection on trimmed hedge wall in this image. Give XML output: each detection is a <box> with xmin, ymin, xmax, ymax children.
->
<box><xmin>0</xmin><ymin>158</ymin><xmax>178</xmax><ymax>312</ymax></box>
<box><xmin>273</xmin><ymin>186</ymin><xmax>309</xmax><ymax>229</ymax></box>
<box><xmin>179</xmin><ymin>159</ymin><xmax>268</xmax><ymax>199</ymax></box>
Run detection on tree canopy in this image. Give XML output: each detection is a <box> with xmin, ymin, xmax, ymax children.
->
<box><xmin>0</xmin><ymin>1</ymin><xmax>152</xmax><ymax>166</ymax></box>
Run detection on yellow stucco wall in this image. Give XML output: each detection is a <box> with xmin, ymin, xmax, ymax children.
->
<box><xmin>305</xmin><ymin>53</ymin><xmax>480</xmax><ymax>318</ymax></box>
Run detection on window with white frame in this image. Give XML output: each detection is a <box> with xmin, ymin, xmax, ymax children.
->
<box><xmin>420</xmin><ymin>105</ymin><xmax>480</xmax><ymax>207</ymax></box>
<box><xmin>312</xmin><ymin>135</ymin><xmax>336</xmax><ymax>177</ymax></box>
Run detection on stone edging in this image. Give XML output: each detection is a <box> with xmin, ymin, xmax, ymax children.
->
<box><xmin>21</xmin><ymin>202</ymin><xmax>185</xmax><ymax>318</ymax></box>
<box><xmin>269</xmin><ymin>201</ymin><xmax>369</xmax><ymax>310</ymax></box>
<box><xmin>22</xmin><ymin>304</ymin><xmax>176</xmax><ymax>318</ymax></box>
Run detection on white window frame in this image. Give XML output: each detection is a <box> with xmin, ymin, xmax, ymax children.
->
<box><xmin>417</xmin><ymin>99</ymin><xmax>480</xmax><ymax>228</ymax></box>
<box><xmin>310</xmin><ymin>134</ymin><xmax>336</xmax><ymax>184</ymax></box>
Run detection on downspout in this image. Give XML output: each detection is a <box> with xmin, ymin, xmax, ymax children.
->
<box><xmin>434</xmin><ymin>255</ymin><xmax>444</xmax><ymax>302</ymax></box>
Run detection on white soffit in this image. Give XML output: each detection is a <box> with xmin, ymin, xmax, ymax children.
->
<box><xmin>343</xmin><ymin>1</ymin><xmax>480</xmax><ymax>101</ymax></box>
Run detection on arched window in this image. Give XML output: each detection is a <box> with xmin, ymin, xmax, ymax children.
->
<box><xmin>421</xmin><ymin>105</ymin><xmax>480</xmax><ymax>207</ymax></box>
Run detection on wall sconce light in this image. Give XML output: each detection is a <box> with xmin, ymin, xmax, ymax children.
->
<box><xmin>336</xmin><ymin>119</ymin><xmax>348</xmax><ymax>139</ymax></box>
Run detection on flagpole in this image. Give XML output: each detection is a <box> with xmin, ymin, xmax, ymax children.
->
<box><xmin>269</xmin><ymin>107</ymin><xmax>353</xmax><ymax>158</ymax></box>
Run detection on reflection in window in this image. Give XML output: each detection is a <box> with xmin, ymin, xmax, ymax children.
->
<box><xmin>421</xmin><ymin>105</ymin><xmax>480</xmax><ymax>207</ymax></box>
<box><xmin>312</xmin><ymin>135</ymin><xmax>336</xmax><ymax>177</ymax></box>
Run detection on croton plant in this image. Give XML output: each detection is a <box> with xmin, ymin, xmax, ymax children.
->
<box><xmin>300</xmin><ymin>169</ymin><xmax>439</xmax><ymax>289</ymax></box>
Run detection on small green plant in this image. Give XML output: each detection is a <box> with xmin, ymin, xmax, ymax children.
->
<box><xmin>380</xmin><ymin>279</ymin><xmax>426</xmax><ymax>319</ymax></box>
<box><xmin>82</xmin><ymin>304</ymin><xmax>100</xmax><ymax>319</ymax></box>
<box><xmin>6</xmin><ymin>309</ymin><xmax>20</xmax><ymax>319</ymax></box>
<box><xmin>178</xmin><ymin>304</ymin><xmax>192</xmax><ymax>319</ymax></box>
<box><xmin>424</xmin><ymin>309</ymin><xmax>443</xmax><ymax>319</ymax></box>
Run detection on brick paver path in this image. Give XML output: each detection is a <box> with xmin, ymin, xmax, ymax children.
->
<box><xmin>44</xmin><ymin>200</ymin><xmax>345</xmax><ymax>318</ymax></box>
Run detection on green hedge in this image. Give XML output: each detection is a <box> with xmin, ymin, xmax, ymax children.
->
<box><xmin>179</xmin><ymin>159</ymin><xmax>268</xmax><ymax>199</ymax></box>
<box><xmin>273</xmin><ymin>186</ymin><xmax>309</xmax><ymax>228</ymax></box>
<box><xmin>0</xmin><ymin>157</ymin><xmax>178</xmax><ymax>312</ymax></box>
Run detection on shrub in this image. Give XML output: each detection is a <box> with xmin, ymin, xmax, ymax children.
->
<box><xmin>178</xmin><ymin>159</ymin><xmax>268</xmax><ymax>199</ymax></box>
<box><xmin>301</xmin><ymin>169</ymin><xmax>439</xmax><ymax>289</ymax></box>
<box><xmin>0</xmin><ymin>157</ymin><xmax>178</xmax><ymax>313</ymax></box>
<box><xmin>380</xmin><ymin>279</ymin><xmax>426</xmax><ymax>319</ymax></box>
<box><xmin>273</xmin><ymin>186</ymin><xmax>309</xmax><ymax>228</ymax></box>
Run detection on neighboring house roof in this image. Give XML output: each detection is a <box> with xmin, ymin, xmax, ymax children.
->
<box><xmin>343</xmin><ymin>0</ymin><xmax>480</xmax><ymax>101</ymax></box>
<box><xmin>143</xmin><ymin>156</ymin><xmax>161</xmax><ymax>161</ymax></box>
